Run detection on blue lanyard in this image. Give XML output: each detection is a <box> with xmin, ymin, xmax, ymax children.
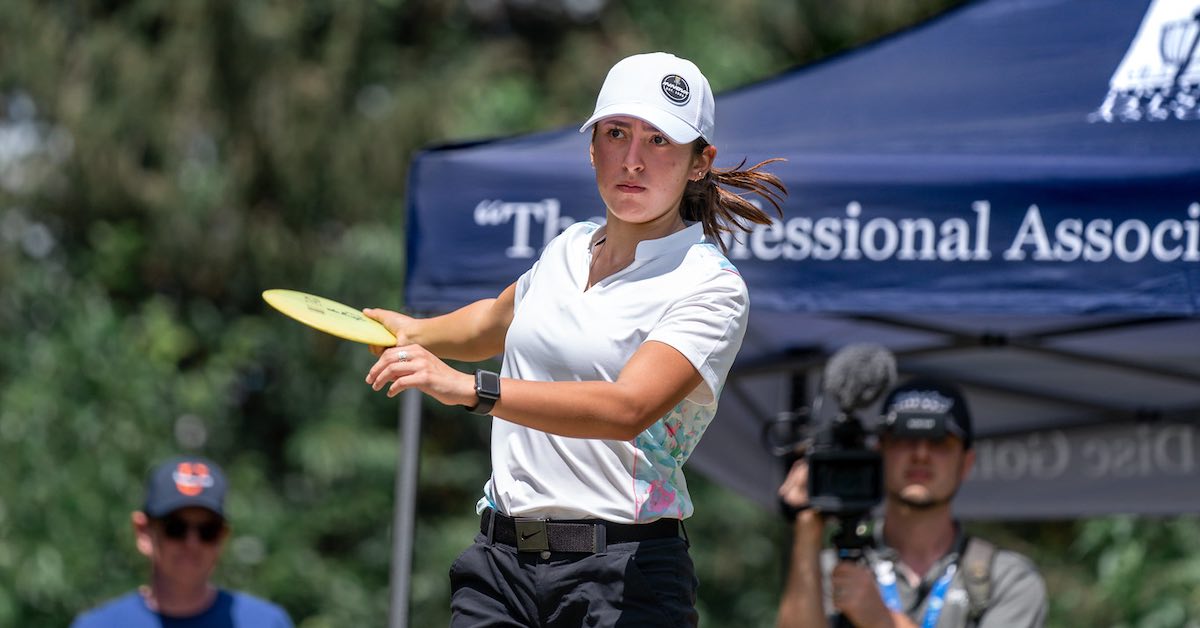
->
<box><xmin>875</xmin><ymin>560</ymin><xmax>958</xmax><ymax>628</ymax></box>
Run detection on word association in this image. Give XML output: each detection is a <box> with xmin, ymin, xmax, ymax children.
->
<box><xmin>721</xmin><ymin>202</ymin><xmax>1200</xmax><ymax>264</ymax></box>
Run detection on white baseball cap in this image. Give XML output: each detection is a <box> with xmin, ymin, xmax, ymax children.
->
<box><xmin>579</xmin><ymin>52</ymin><xmax>715</xmax><ymax>145</ymax></box>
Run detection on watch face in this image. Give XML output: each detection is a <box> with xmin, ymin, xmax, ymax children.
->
<box><xmin>476</xmin><ymin>370</ymin><xmax>501</xmax><ymax>398</ymax></box>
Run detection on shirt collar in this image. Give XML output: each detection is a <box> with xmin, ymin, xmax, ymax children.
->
<box><xmin>588</xmin><ymin>222</ymin><xmax>706</xmax><ymax>261</ymax></box>
<box><xmin>872</xmin><ymin>518</ymin><xmax>968</xmax><ymax>583</ymax></box>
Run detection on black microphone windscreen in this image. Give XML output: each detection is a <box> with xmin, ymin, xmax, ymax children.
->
<box><xmin>823</xmin><ymin>343</ymin><xmax>898</xmax><ymax>412</ymax></box>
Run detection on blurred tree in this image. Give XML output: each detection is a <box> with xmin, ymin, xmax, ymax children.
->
<box><xmin>11</xmin><ymin>1</ymin><xmax>1197</xmax><ymax>628</ymax></box>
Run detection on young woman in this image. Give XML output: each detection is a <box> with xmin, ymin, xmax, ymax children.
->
<box><xmin>365</xmin><ymin>52</ymin><xmax>786</xmax><ymax>627</ymax></box>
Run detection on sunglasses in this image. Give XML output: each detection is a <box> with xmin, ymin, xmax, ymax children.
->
<box><xmin>158</xmin><ymin>516</ymin><xmax>225</xmax><ymax>544</ymax></box>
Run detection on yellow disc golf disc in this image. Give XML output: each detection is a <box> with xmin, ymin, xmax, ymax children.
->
<box><xmin>262</xmin><ymin>289</ymin><xmax>397</xmax><ymax>346</ymax></box>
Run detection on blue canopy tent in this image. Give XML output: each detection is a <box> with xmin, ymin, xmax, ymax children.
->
<box><xmin>388</xmin><ymin>0</ymin><xmax>1200</xmax><ymax>622</ymax></box>
<box><xmin>400</xmin><ymin>0</ymin><xmax>1200</xmax><ymax>537</ymax></box>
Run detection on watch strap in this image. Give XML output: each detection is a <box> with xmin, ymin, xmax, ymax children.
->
<box><xmin>465</xmin><ymin>395</ymin><xmax>497</xmax><ymax>416</ymax></box>
<box><xmin>466</xmin><ymin>370</ymin><xmax>500</xmax><ymax>415</ymax></box>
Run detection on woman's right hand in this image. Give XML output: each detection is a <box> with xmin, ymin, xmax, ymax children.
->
<box><xmin>365</xmin><ymin>343</ymin><xmax>476</xmax><ymax>406</ymax></box>
<box><xmin>362</xmin><ymin>308</ymin><xmax>418</xmax><ymax>356</ymax></box>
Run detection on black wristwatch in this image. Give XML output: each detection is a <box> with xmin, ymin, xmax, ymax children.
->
<box><xmin>465</xmin><ymin>369</ymin><xmax>501</xmax><ymax>415</ymax></box>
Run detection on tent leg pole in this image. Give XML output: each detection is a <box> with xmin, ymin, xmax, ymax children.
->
<box><xmin>389</xmin><ymin>388</ymin><xmax>423</xmax><ymax>628</ymax></box>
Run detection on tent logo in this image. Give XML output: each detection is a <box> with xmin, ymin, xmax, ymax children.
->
<box><xmin>661</xmin><ymin>75</ymin><xmax>691</xmax><ymax>105</ymax></box>
<box><xmin>1091</xmin><ymin>0</ymin><xmax>1200</xmax><ymax>122</ymax></box>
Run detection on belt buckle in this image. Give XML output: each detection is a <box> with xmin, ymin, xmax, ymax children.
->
<box><xmin>514</xmin><ymin>518</ymin><xmax>549</xmax><ymax>552</ymax></box>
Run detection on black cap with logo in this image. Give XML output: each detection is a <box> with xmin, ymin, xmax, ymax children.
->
<box><xmin>142</xmin><ymin>455</ymin><xmax>228</xmax><ymax>519</ymax></box>
<box><xmin>878</xmin><ymin>378</ymin><xmax>974</xmax><ymax>449</ymax></box>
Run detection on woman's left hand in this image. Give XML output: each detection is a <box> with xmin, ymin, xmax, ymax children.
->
<box><xmin>366</xmin><ymin>344</ymin><xmax>476</xmax><ymax>405</ymax></box>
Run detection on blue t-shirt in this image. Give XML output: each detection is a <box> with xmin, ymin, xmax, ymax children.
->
<box><xmin>71</xmin><ymin>589</ymin><xmax>293</xmax><ymax>628</ymax></box>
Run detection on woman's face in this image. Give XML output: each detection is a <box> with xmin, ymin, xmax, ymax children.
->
<box><xmin>589</xmin><ymin>116</ymin><xmax>712</xmax><ymax>229</ymax></box>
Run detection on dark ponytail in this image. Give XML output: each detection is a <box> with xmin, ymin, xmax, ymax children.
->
<box><xmin>680</xmin><ymin>141</ymin><xmax>787</xmax><ymax>252</ymax></box>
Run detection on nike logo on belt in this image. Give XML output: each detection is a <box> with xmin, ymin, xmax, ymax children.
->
<box><xmin>520</xmin><ymin>530</ymin><xmax>542</xmax><ymax>540</ymax></box>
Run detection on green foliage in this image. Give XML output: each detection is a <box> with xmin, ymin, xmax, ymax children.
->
<box><xmin>21</xmin><ymin>1</ymin><xmax>1199</xmax><ymax>627</ymax></box>
<box><xmin>686</xmin><ymin>475</ymin><xmax>788</xmax><ymax>625</ymax></box>
<box><xmin>968</xmin><ymin>518</ymin><xmax>1200</xmax><ymax>628</ymax></box>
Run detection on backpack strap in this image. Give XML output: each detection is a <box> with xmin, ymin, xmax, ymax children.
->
<box><xmin>961</xmin><ymin>536</ymin><xmax>996</xmax><ymax>621</ymax></box>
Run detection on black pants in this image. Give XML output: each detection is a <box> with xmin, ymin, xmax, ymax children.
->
<box><xmin>449</xmin><ymin>532</ymin><xmax>699</xmax><ymax>627</ymax></box>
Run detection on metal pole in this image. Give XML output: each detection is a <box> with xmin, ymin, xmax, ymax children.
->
<box><xmin>388</xmin><ymin>388</ymin><xmax>423</xmax><ymax>628</ymax></box>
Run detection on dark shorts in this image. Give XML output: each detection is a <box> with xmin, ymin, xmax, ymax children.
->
<box><xmin>449</xmin><ymin>515</ymin><xmax>699</xmax><ymax>628</ymax></box>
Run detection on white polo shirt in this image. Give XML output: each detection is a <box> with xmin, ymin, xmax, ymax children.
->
<box><xmin>477</xmin><ymin>220</ymin><xmax>749</xmax><ymax>523</ymax></box>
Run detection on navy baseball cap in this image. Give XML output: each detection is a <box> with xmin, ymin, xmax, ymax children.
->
<box><xmin>879</xmin><ymin>378</ymin><xmax>974</xmax><ymax>449</ymax></box>
<box><xmin>143</xmin><ymin>456</ymin><xmax>228</xmax><ymax>519</ymax></box>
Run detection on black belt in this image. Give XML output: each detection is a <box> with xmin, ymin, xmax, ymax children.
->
<box><xmin>480</xmin><ymin>508</ymin><xmax>683</xmax><ymax>554</ymax></box>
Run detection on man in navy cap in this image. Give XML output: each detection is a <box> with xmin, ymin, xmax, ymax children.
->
<box><xmin>776</xmin><ymin>379</ymin><xmax>1047</xmax><ymax>627</ymax></box>
<box><xmin>71</xmin><ymin>456</ymin><xmax>293</xmax><ymax>628</ymax></box>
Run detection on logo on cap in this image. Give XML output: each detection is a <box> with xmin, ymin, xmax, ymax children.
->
<box><xmin>661</xmin><ymin>74</ymin><xmax>691</xmax><ymax>105</ymax></box>
<box><xmin>173</xmin><ymin>462</ymin><xmax>215</xmax><ymax>497</ymax></box>
<box><xmin>889</xmin><ymin>390</ymin><xmax>955</xmax><ymax>416</ymax></box>
<box><xmin>904</xmin><ymin>417</ymin><xmax>937</xmax><ymax>430</ymax></box>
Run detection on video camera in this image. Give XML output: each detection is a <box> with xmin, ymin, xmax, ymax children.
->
<box><xmin>767</xmin><ymin>345</ymin><xmax>901</xmax><ymax>628</ymax></box>
<box><xmin>767</xmin><ymin>343</ymin><xmax>897</xmax><ymax>521</ymax></box>
<box><xmin>807</xmin><ymin>343</ymin><xmax>896</xmax><ymax>520</ymax></box>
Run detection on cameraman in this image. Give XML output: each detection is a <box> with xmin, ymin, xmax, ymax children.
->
<box><xmin>775</xmin><ymin>378</ymin><xmax>1046</xmax><ymax>628</ymax></box>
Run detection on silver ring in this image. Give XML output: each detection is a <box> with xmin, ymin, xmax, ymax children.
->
<box><xmin>396</xmin><ymin>349</ymin><xmax>410</xmax><ymax>362</ymax></box>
